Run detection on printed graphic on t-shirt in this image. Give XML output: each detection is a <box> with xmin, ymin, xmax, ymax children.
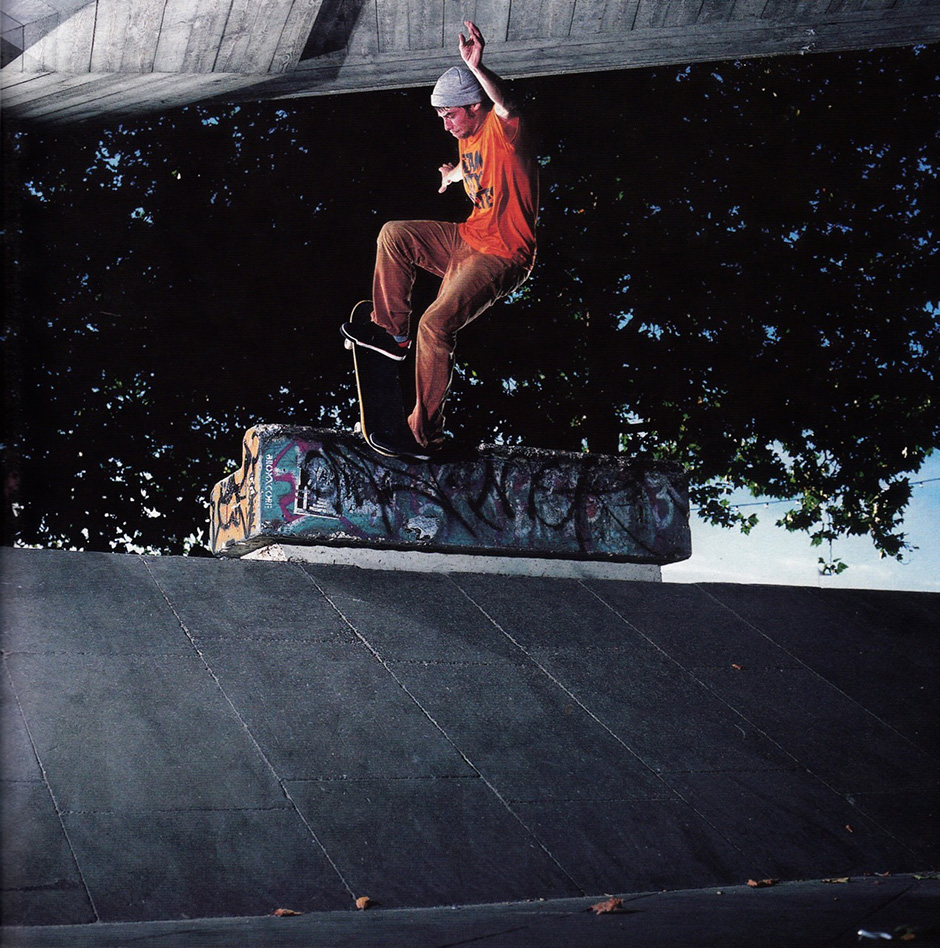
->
<box><xmin>457</xmin><ymin>110</ymin><xmax>536</xmax><ymax>266</ymax></box>
<box><xmin>461</xmin><ymin>149</ymin><xmax>493</xmax><ymax>209</ymax></box>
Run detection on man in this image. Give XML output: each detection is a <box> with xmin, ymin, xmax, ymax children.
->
<box><xmin>341</xmin><ymin>20</ymin><xmax>539</xmax><ymax>460</ymax></box>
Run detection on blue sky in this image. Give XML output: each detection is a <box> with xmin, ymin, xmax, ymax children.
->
<box><xmin>664</xmin><ymin>453</ymin><xmax>939</xmax><ymax>592</ymax></box>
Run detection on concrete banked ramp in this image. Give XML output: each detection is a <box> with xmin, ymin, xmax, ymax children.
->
<box><xmin>1</xmin><ymin>547</ymin><xmax>938</xmax><ymax>931</ymax></box>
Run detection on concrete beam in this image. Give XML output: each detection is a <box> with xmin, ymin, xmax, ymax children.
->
<box><xmin>4</xmin><ymin>2</ymin><xmax>938</xmax><ymax>124</ymax></box>
<box><xmin>209</xmin><ymin>425</ymin><xmax>691</xmax><ymax>566</ymax></box>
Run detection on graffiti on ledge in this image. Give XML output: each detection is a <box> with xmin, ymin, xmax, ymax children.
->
<box><xmin>210</xmin><ymin>426</ymin><xmax>690</xmax><ymax>563</ymax></box>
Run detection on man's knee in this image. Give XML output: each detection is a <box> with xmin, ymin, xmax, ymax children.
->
<box><xmin>377</xmin><ymin>220</ymin><xmax>405</xmax><ymax>246</ymax></box>
<box><xmin>416</xmin><ymin>312</ymin><xmax>457</xmax><ymax>354</ymax></box>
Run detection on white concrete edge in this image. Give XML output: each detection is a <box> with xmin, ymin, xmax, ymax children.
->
<box><xmin>244</xmin><ymin>543</ymin><xmax>662</xmax><ymax>582</ymax></box>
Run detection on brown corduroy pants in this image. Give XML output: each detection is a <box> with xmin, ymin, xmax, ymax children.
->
<box><xmin>372</xmin><ymin>220</ymin><xmax>528</xmax><ymax>448</ymax></box>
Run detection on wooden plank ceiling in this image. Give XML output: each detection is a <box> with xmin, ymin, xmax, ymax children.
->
<box><xmin>2</xmin><ymin>0</ymin><xmax>939</xmax><ymax>124</ymax></box>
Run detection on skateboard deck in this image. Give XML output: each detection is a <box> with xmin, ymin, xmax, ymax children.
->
<box><xmin>344</xmin><ymin>300</ymin><xmax>410</xmax><ymax>457</ymax></box>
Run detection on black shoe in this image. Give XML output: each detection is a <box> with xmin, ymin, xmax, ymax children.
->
<box><xmin>341</xmin><ymin>320</ymin><xmax>411</xmax><ymax>361</ymax></box>
<box><xmin>369</xmin><ymin>426</ymin><xmax>432</xmax><ymax>462</ymax></box>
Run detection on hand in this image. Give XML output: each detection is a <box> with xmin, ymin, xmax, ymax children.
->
<box><xmin>438</xmin><ymin>162</ymin><xmax>457</xmax><ymax>193</ymax></box>
<box><xmin>458</xmin><ymin>21</ymin><xmax>484</xmax><ymax>70</ymax></box>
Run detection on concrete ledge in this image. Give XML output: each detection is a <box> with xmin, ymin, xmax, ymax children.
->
<box><xmin>245</xmin><ymin>542</ymin><xmax>663</xmax><ymax>581</ymax></box>
<box><xmin>210</xmin><ymin>426</ymin><xmax>691</xmax><ymax>565</ymax></box>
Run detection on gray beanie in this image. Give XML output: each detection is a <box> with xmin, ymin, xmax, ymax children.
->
<box><xmin>431</xmin><ymin>65</ymin><xmax>484</xmax><ymax>108</ymax></box>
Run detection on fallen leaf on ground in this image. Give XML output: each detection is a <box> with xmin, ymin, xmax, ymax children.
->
<box><xmin>356</xmin><ymin>896</ymin><xmax>375</xmax><ymax>911</ymax></box>
<box><xmin>822</xmin><ymin>877</ymin><xmax>850</xmax><ymax>884</ymax></box>
<box><xmin>591</xmin><ymin>897</ymin><xmax>625</xmax><ymax>914</ymax></box>
<box><xmin>272</xmin><ymin>908</ymin><xmax>303</xmax><ymax>917</ymax></box>
<box><xmin>732</xmin><ymin>663</ymin><xmax>743</xmax><ymax>670</ymax></box>
<box><xmin>747</xmin><ymin>878</ymin><xmax>777</xmax><ymax>888</ymax></box>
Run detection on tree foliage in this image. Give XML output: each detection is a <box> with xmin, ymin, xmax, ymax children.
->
<box><xmin>461</xmin><ymin>47</ymin><xmax>938</xmax><ymax>562</ymax></box>
<box><xmin>3</xmin><ymin>46</ymin><xmax>937</xmax><ymax>560</ymax></box>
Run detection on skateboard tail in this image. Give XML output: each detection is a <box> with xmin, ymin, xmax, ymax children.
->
<box><xmin>350</xmin><ymin>344</ymin><xmax>395</xmax><ymax>456</ymax></box>
<box><xmin>347</xmin><ymin>300</ymin><xmax>408</xmax><ymax>458</ymax></box>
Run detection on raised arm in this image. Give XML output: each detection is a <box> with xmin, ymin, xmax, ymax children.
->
<box><xmin>458</xmin><ymin>21</ymin><xmax>512</xmax><ymax>119</ymax></box>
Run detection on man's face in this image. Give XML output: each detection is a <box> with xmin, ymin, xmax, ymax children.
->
<box><xmin>436</xmin><ymin>104</ymin><xmax>484</xmax><ymax>139</ymax></box>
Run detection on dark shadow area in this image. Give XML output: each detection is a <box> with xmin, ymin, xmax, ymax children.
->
<box><xmin>301</xmin><ymin>0</ymin><xmax>371</xmax><ymax>60</ymax></box>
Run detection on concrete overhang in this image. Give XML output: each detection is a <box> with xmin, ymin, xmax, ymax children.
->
<box><xmin>2</xmin><ymin>0</ymin><xmax>938</xmax><ymax>126</ymax></box>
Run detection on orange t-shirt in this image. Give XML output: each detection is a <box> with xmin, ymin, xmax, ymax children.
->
<box><xmin>457</xmin><ymin>109</ymin><xmax>538</xmax><ymax>268</ymax></box>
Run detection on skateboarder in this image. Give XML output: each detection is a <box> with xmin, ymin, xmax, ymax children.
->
<box><xmin>341</xmin><ymin>20</ymin><xmax>539</xmax><ymax>459</ymax></box>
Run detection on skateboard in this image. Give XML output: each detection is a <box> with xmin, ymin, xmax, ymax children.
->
<box><xmin>343</xmin><ymin>300</ymin><xmax>411</xmax><ymax>457</ymax></box>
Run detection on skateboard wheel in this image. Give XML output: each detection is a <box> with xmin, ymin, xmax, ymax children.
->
<box><xmin>354</xmin><ymin>422</ymin><xmax>362</xmax><ymax>435</ymax></box>
<box><xmin>344</xmin><ymin>339</ymin><xmax>353</xmax><ymax>351</ymax></box>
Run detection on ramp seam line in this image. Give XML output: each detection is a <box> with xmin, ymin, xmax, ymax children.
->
<box><xmin>449</xmin><ymin>577</ymin><xmax>776</xmax><ymax>876</ymax></box>
<box><xmin>140</xmin><ymin>557</ymin><xmax>359</xmax><ymax>903</ymax></box>
<box><xmin>689</xmin><ymin>584</ymin><xmax>937</xmax><ymax>850</ymax></box>
<box><xmin>583</xmin><ymin>581</ymin><xmax>929</xmax><ymax>855</ymax></box>
<box><xmin>0</xmin><ymin>655</ymin><xmax>102</xmax><ymax>923</ymax></box>
<box><xmin>697</xmin><ymin>582</ymin><xmax>940</xmax><ymax>751</ymax></box>
<box><xmin>294</xmin><ymin>563</ymin><xmax>587</xmax><ymax>898</ymax></box>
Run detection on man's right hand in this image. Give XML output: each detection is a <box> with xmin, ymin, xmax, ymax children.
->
<box><xmin>438</xmin><ymin>162</ymin><xmax>461</xmax><ymax>193</ymax></box>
